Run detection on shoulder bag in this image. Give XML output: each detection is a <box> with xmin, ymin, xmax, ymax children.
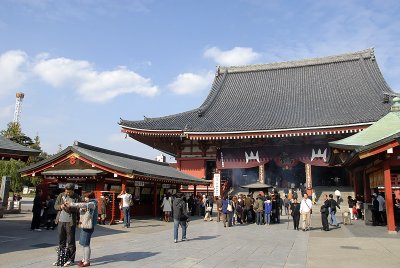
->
<box><xmin>79</xmin><ymin>203</ymin><xmax>94</xmax><ymax>229</ymax></box>
<box><xmin>227</xmin><ymin>201</ymin><xmax>233</xmax><ymax>212</ymax></box>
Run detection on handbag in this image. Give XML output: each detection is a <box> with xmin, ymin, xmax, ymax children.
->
<box><xmin>79</xmin><ymin>204</ymin><xmax>93</xmax><ymax>229</ymax></box>
<box><xmin>227</xmin><ymin>202</ymin><xmax>233</xmax><ymax>212</ymax></box>
<box><xmin>206</xmin><ymin>206</ymin><xmax>212</xmax><ymax>212</ymax></box>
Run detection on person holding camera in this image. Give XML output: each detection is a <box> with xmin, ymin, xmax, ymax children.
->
<box><xmin>172</xmin><ymin>192</ymin><xmax>189</xmax><ymax>243</ymax></box>
<box><xmin>53</xmin><ymin>183</ymin><xmax>81</xmax><ymax>267</ymax></box>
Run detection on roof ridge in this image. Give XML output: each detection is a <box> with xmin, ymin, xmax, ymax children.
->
<box><xmin>220</xmin><ymin>48</ymin><xmax>374</xmax><ymax>73</ymax></box>
<box><xmin>74</xmin><ymin>141</ymin><xmax>170</xmax><ymax>166</ymax></box>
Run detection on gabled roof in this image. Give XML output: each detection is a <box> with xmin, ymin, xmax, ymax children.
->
<box><xmin>20</xmin><ymin>141</ymin><xmax>208</xmax><ymax>185</ymax></box>
<box><xmin>0</xmin><ymin>136</ymin><xmax>41</xmax><ymax>160</ymax></box>
<box><xmin>329</xmin><ymin>97</ymin><xmax>400</xmax><ymax>154</ymax></box>
<box><xmin>120</xmin><ymin>48</ymin><xmax>396</xmax><ymax>134</ymax></box>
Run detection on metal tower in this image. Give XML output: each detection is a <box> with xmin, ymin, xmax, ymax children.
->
<box><xmin>13</xmin><ymin>92</ymin><xmax>24</xmax><ymax>124</ymax></box>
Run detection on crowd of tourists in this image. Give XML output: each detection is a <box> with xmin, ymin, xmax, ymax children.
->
<box><xmin>27</xmin><ymin>184</ymin><xmax>400</xmax><ymax>267</ymax></box>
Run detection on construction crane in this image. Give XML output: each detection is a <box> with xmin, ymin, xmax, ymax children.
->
<box><xmin>13</xmin><ymin>92</ymin><xmax>24</xmax><ymax>124</ymax></box>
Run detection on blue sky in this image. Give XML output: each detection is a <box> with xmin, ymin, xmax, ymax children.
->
<box><xmin>0</xmin><ymin>0</ymin><xmax>399</xmax><ymax>161</ymax></box>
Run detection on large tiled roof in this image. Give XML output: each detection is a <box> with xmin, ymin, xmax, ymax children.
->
<box><xmin>120</xmin><ymin>48</ymin><xmax>396</xmax><ymax>133</ymax></box>
<box><xmin>20</xmin><ymin>141</ymin><xmax>207</xmax><ymax>185</ymax></box>
<box><xmin>0</xmin><ymin>136</ymin><xmax>41</xmax><ymax>158</ymax></box>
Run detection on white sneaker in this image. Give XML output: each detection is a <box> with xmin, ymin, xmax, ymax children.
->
<box><xmin>63</xmin><ymin>261</ymin><xmax>73</xmax><ymax>267</ymax></box>
<box><xmin>181</xmin><ymin>238</ymin><xmax>187</xmax><ymax>241</ymax></box>
<box><xmin>174</xmin><ymin>239</ymin><xmax>177</xmax><ymax>243</ymax></box>
<box><xmin>52</xmin><ymin>261</ymin><xmax>57</xmax><ymax>266</ymax></box>
<box><xmin>34</xmin><ymin>229</ymin><xmax>42</xmax><ymax>232</ymax></box>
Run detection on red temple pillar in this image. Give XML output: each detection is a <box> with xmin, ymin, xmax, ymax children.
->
<box><xmin>363</xmin><ymin>172</ymin><xmax>371</xmax><ymax>203</ymax></box>
<box><xmin>120</xmin><ymin>177</ymin><xmax>126</xmax><ymax>221</ymax></box>
<box><xmin>95</xmin><ymin>178</ymin><xmax>105</xmax><ymax>191</ymax></box>
<box><xmin>353</xmin><ymin>173</ymin><xmax>359</xmax><ymax>197</ymax></box>
<box><xmin>384</xmin><ymin>162</ymin><xmax>396</xmax><ymax>233</ymax></box>
<box><xmin>153</xmin><ymin>182</ymin><xmax>157</xmax><ymax>217</ymax></box>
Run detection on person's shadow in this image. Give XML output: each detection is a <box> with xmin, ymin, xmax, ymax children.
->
<box><xmin>91</xmin><ymin>251</ymin><xmax>159</xmax><ymax>265</ymax></box>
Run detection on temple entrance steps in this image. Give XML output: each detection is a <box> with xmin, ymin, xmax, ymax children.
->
<box><xmin>312</xmin><ymin>186</ymin><xmax>355</xmax><ymax>214</ymax></box>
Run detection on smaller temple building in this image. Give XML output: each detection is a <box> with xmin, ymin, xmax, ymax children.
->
<box><xmin>330</xmin><ymin>97</ymin><xmax>400</xmax><ymax>233</ymax></box>
<box><xmin>19</xmin><ymin>141</ymin><xmax>208</xmax><ymax>219</ymax></box>
<box><xmin>0</xmin><ymin>136</ymin><xmax>40</xmax><ymax>161</ymax></box>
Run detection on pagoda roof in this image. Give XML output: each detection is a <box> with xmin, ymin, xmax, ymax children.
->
<box><xmin>20</xmin><ymin>141</ymin><xmax>208</xmax><ymax>185</ymax></box>
<box><xmin>0</xmin><ymin>136</ymin><xmax>40</xmax><ymax>161</ymax></box>
<box><xmin>329</xmin><ymin>97</ymin><xmax>400</xmax><ymax>154</ymax></box>
<box><xmin>120</xmin><ymin>48</ymin><xmax>396</xmax><ymax>135</ymax></box>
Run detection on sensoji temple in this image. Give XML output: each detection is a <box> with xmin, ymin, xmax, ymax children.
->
<box><xmin>119</xmin><ymin>48</ymin><xmax>397</xmax><ymax>201</ymax></box>
<box><xmin>19</xmin><ymin>141</ymin><xmax>208</xmax><ymax>219</ymax></box>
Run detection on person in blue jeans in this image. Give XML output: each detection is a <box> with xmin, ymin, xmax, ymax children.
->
<box><xmin>172</xmin><ymin>193</ymin><xmax>188</xmax><ymax>243</ymax></box>
<box><xmin>221</xmin><ymin>196</ymin><xmax>233</xmax><ymax>227</ymax></box>
<box><xmin>328</xmin><ymin>194</ymin><xmax>340</xmax><ymax>227</ymax></box>
<box><xmin>264</xmin><ymin>196</ymin><xmax>272</xmax><ymax>225</ymax></box>
<box><xmin>118</xmin><ymin>191</ymin><xmax>132</xmax><ymax>228</ymax></box>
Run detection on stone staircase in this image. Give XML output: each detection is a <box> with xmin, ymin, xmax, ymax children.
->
<box><xmin>276</xmin><ymin>186</ymin><xmax>354</xmax><ymax>214</ymax></box>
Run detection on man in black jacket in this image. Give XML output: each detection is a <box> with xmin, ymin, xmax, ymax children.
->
<box><xmin>329</xmin><ymin>194</ymin><xmax>340</xmax><ymax>227</ymax></box>
<box><xmin>172</xmin><ymin>192</ymin><xmax>189</xmax><ymax>243</ymax></box>
<box><xmin>321</xmin><ymin>195</ymin><xmax>330</xmax><ymax>231</ymax></box>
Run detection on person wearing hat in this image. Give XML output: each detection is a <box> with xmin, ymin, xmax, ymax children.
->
<box><xmin>53</xmin><ymin>183</ymin><xmax>81</xmax><ymax>267</ymax></box>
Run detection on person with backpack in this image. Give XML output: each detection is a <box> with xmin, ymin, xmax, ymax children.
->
<box><xmin>329</xmin><ymin>194</ymin><xmax>340</xmax><ymax>227</ymax></box>
<box><xmin>172</xmin><ymin>192</ymin><xmax>189</xmax><ymax>243</ymax></box>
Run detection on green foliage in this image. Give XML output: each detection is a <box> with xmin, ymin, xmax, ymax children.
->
<box><xmin>1</xmin><ymin>124</ymin><xmax>50</xmax><ymax>190</ymax></box>
<box><xmin>0</xmin><ymin>160</ymin><xmax>27</xmax><ymax>192</ymax></box>
<box><xmin>27</xmin><ymin>135</ymin><xmax>49</xmax><ymax>165</ymax></box>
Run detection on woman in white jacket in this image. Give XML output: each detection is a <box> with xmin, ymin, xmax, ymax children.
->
<box><xmin>161</xmin><ymin>195</ymin><xmax>172</xmax><ymax>222</ymax></box>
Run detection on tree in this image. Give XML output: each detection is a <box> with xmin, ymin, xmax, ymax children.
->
<box><xmin>0</xmin><ymin>159</ymin><xmax>27</xmax><ymax>192</ymax></box>
<box><xmin>27</xmin><ymin>134</ymin><xmax>49</xmax><ymax>165</ymax></box>
<box><xmin>0</xmin><ymin>122</ymin><xmax>33</xmax><ymax>146</ymax></box>
<box><xmin>1</xmin><ymin>124</ymin><xmax>49</xmax><ymax>191</ymax></box>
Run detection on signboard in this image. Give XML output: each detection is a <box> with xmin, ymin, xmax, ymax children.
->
<box><xmin>259</xmin><ymin>164</ymin><xmax>265</xmax><ymax>184</ymax></box>
<box><xmin>58</xmin><ymin>183</ymin><xmax>79</xmax><ymax>189</ymax></box>
<box><xmin>162</xmin><ymin>184</ymin><xmax>170</xmax><ymax>189</ymax></box>
<box><xmin>134</xmin><ymin>181</ymin><xmax>145</xmax><ymax>187</ymax></box>
<box><xmin>213</xmin><ymin>173</ymin><xmax>221</xmax><ymax>197</ymax></box>
<box><xmin>305</xmin><ymin>163</ymin><xmax>312</xmax><ymax>190</ymax></box>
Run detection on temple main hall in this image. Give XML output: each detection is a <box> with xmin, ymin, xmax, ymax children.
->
<box><xmin>119</xmin><ymin>48</ymin><xmax>396</xmax><ymax>195</ymax></box>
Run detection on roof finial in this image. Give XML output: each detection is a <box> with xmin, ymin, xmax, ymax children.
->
<box><xmin>391</xmin><ymin>97</ymin><xmax>400</xmax><ymax>112</ymax></box>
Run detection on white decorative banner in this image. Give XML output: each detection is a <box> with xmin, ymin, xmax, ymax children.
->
<box><xmin>213</xmin><ymin>173</ymin><xmax>221</xmax><ymax>197</ymax></box>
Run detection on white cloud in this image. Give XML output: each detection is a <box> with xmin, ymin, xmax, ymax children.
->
<box><xmin>168</xmin><ymin>71</ymin><xmax>214</xmax><ymax>95</ymax></box>
<box><xmin>204</xmin><ymin>46</ymin><xmax>261</xmax><ymax>66</ymax></box>
<box><xmin>33</xmin><ymin>56</ymin><xmax>159</xmax><ymax>102</ymax></box>
<box><xmin>0</xmin><ymin>50</ymin><xmax>28</xmax><ymax>96</ymax></box>
<box><xmin>0</xmin><ymin>104</ymin><xmax>14</xmax><ymax>122</ymax></box>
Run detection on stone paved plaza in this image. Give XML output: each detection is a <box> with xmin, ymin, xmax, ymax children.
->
<box><xmin>0</xmin><ymin>212</ymin><xmax>399</xmax><ymax>268</ymax></box>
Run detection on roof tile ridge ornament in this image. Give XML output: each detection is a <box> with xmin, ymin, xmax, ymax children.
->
<box><xmin>391</xmin><ymin>97</ymin><xmax>400</xmax><ymax>112</ymax></box>
<box><xmin>220</xmin><ymin>48</ymin><xmax>375</xmax><ymax>74</ymax></box>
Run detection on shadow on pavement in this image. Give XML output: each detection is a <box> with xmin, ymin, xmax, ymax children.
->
<box><xmin>91</xmin><ymin>251</ymin><xmax>159</xmax><ymax>265</ymax></box>
<box><xmin>0</xmin><ymin>217</ymin><xmax>128</xmax><ymax>254</ymax></box>
<box><xmin>189</xmin><ymin>235</ymin><xmax>220</xmax><ymax>241</ymax></box>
